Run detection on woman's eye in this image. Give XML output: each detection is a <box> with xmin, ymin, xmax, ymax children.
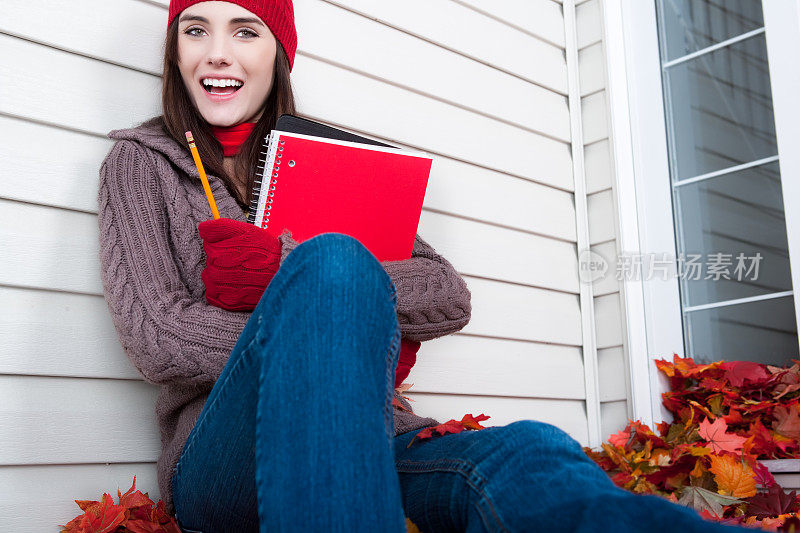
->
<box><xmin>237</xmin><ymin>29</ymin><xmax>258</xmax><ymax>38</ymax></box>
<box><xmin>185</xmin><ymin>27</ymin><xmax>204</xmax><ymax>37</ymax></box>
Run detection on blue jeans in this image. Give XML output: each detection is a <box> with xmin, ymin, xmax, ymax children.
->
<box><xmin>172</xmin><ymin>233</ymin><xmax>747</xmax><ymax>533</ymax></box>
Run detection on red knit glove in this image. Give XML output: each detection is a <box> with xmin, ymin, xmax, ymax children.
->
<box><xmin>395</xmin><ymin>339</ymin><xmax>421</xmax><ymax>388</ymax></box>
<box><xmin>198</xmin><ymin>218</ymin><xmax>282</xmax><ymax>311</ymax></box>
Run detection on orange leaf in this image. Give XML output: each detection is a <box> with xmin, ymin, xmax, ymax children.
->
<box><xmin>697</xmin><ymin>417</ymin><xmax>748</xmax><ymax>454</ymax></box>
<box><xmin>461</xmin><ymin>413</ymin><xmax>490</xmax><ymax>430</ymax></box>
<box><xmin>708</xmin><ymin>454</ymin><xmax>757</xmax><ymax>498</ymax></box>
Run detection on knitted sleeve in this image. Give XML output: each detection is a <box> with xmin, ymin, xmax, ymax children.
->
<box><xmin>97</xmin><ymin>139</ymin><xmax>249</xmax><ymax>387</ymax></box>
<box><xmin>380</xmin><ymin>234</ymin><xmax>472</xmax><ymax>342</ymax></box>
<box><xmin>277</xmin><ymin>229</ymin><xmax>472</xmax><ymax>343</ymax></box>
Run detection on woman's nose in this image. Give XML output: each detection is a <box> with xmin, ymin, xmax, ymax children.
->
<box><xmin>206</xmin><ymin>36</ymin><xmax>232</xmax><ymax>66</ymax></box>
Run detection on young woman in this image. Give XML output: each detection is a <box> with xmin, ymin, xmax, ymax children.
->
<box><xmin>97</xmin><ymin>1</ymin><xmax>750</xmax><ymax>531</ymax></box>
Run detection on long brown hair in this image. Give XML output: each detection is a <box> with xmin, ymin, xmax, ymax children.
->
<box><xmin>160</xmin><ymin>16</ymin><xmax>296</xmax><ymax>210</ymax></box>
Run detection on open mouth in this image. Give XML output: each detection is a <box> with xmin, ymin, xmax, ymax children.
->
<box><xmin>201</xmin><ymin>80</ymin><xmax>244</xmax><ymax>95</ymax></box>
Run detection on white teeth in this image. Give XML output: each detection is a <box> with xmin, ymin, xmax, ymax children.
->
<box><xmin>202</xmin><ymin>78</ymin><xmax>243</xmax><ymax>87</ymax></box>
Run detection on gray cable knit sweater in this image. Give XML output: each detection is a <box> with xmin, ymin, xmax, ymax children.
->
<box><xmin>97</xmin><ymin>115</ymin><xmax>472</xmax><ymax>515</ymax></box>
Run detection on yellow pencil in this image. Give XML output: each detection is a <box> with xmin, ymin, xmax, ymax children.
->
<box><xmin>185</xmin><ymin>131</ymin><xmax>221</xmax><ymax>220</ymax></box>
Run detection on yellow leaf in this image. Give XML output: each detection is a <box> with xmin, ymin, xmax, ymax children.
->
<box><xmin>708</xmin><ymin>454</ymin><xmax>757</xmax><ymax>498</ymax></box>
<box><xmin>689</xmin><ymin>446</ymin><xmax>712</xmax><ymax>457</ymax></box>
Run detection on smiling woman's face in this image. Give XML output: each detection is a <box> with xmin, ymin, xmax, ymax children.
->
<box><xmin>177</xmin><ymin>1</ymin><xmax>278</xmax><ymax>127</ymax></box>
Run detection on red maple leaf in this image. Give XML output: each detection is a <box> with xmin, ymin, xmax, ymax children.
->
<box><xmin>608</xmin><ymin>428</ymin><xmax>631</xmax><ymax>449</ymax></box>
<box><xmin>60</xmin><ymin>492</ymin><xmax>127</xmax><ymax>533</ymax></box>
<box><xmin>719</xmin><ymin>361</ymin><xmax>771</xmax><ymax>388</ymax></box>
<box><xmin>697</xmin><ymin>417</ymin><xmax>747</xmax><ymax>454</ymax></box>
<box><xmin>407</xmin><ymin>414</ymin><xmax>490</xmax><ymax>447</ymax></box>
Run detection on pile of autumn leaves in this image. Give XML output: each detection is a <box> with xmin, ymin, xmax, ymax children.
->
<box><xmin>59</xmin><ymin>476</ymin><xmax>180</xmax><ymax>532</ymax></box>
<box><xmin>584</xmin><ymin>355</ymin><xmax>800</xmax><ymax>530</ymax></box>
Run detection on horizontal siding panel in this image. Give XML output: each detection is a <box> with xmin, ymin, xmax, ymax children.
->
<box><xmin>598</xmin><ymin>346</ymin><xmax>627</xmax><ymax>402</ymax></box>
<box><xmin>600</xmin><ymin>399</ymin><xmax>628</xmax><ymax>441</ymax></box>
<box><xmin>426</xmin><ymin>155</ymin><xmax>577</xmax><ymax>241</ymax></box>
<box><xmin>420</xmin><ymin>212</ymin><xmax>580</xmax><ymax>293</ymax></box>
<box><xmin>587</xmin><ymin>188</ymin><xmax>616</xmax><ymax>245</ymax></box>
<box><xmin>463</xmin><ymin>277</ymin><xmax>582</xmax><ymax>345</ymax></box>
<box><xmin>0</xmin><ymin>33</ymin><xmax>160</xmax><ymax>135</ymax></box>
<box><xmin>0</xmin><ymin>463</ymin><xmax>160</xmax><ymax>533</ymax></box>
<box><xmin>410</xmin><ymin>334</ymin><xmax>586</xmax><ymax>399</ymax></box>
<box><xmin>405</xmin><ymin>391</ymin><xmax>589</xmax><ymax>445</ymax></box>
<box><xmin>296</xmin><ymin>0</ymin><xmax>570</xmax><ymax>141</ymax></box>
<box><xmin>3</xmin><ymin>33</ymin><xmax>573</xmax><ymax>191</ymax></box>
<box><xmin>585</xmin><ymin>138</ymin><xmax>613</xmax><ymax>194</ymax></box>
<box><xmin>579</xmin><ymin>41</ymin><xmax>606</xmax><ymax>96</ymax></box>
<box><xmin>0</xmin><ymin>287</ymin><xmax>133</xmax><ymax>379</ymax></box>
<box><xmin>2</xmin><ymin>0</ymin><xmax>164</xmax><ymax>74</ymax></box>
<box><xmin>0</xmin><ymin>115</ymin><xmax>112</xmax><ymax>213</ymax></box>
<box><xmin>453</xmin><ymin>0</ymin><xmax>566</xmax><ymax>48</ymax></box>
<box><xmin>576</xmin><ymin>0</ymin><xmax>603</xmax><ymax>50</ymax></box>
<box><xmin>594</xmin><ymin>292</ymin><xmax>624</xmax><ymax>349</ymax></box>
<box><xmin>321</xmin><ymin>0</ymin><xmax>568</xmax><ymax>94</ymax></box>
<box><xmin>0</xmin><ymin>200</ymin><xmax>101</xmax><ymax>295</ymax></box>
<box><xmin>0</xmin><ymin>376</ymin><xmax>159</xmax><ymax>465</ymax></box>
<box><xmin>581</xmin><ymin>90</ymin><xmax>609</xmax><ymax>145</ymax></box>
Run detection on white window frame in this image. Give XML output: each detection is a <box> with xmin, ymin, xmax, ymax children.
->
<box><xmin>602</xmin><ymin>0</ymin><xmax>800</xmax><ymax>427</ymax></box>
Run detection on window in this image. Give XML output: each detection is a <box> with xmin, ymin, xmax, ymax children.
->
<box><xmin>653</xmin><ymin>0</ymin><xmax>797</xmax><ymax>365</ymax></box>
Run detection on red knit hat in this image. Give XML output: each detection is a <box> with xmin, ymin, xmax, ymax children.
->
<box><xmin>167</xmin><ymin>0</ymin><xmax>297</xmax><ymax>71</ymax></box>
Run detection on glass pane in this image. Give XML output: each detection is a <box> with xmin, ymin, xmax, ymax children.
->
<box><xmin>686</xmin><ymin>296</ymin><xmax>798</xmax><ymax>366</ymax></box>
<box><xmin>664</xmin><ymin>34</ymin><xmax>777</xmax><ymax>181</ymax></box>
<box><xmin>660</xmin><ymin>0</ymin><xmax>764</xmax><ymax>61</ymax></box>
<box><xmin>675</xmin><ymin>162</ymin><xmax>792</xmax><ymax>307</ymax></box>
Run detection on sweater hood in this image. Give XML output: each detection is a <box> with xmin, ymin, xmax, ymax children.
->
<box><xmin>107</xmin><ymin>116</ymin><xmax>208</xmax><ymax>182</ymax></box>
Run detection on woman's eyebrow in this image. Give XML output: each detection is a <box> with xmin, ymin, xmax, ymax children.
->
<box><xmin>178</xmin><ymin>14</ymin><xmax>265</xmax><ymax>27</ymax></box>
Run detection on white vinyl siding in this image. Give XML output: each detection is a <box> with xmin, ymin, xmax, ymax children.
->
<box><xmin>0</xmin><ymin>0</ymin><xmax>621</xmax><ymax>529</ymax></box>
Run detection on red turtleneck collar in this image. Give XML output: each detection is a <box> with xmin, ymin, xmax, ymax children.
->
<box><xmin>210</xmin><ymin>122</ymin><xmax>257</xmax><ymax>157</ymax></box>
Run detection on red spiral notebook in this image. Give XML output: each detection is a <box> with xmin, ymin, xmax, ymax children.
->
<box><xmin>248</xmin><ymin>128</ymin><xmax>433</xmax><ymax>261</ymax></box>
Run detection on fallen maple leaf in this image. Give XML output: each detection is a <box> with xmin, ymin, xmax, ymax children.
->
<box><xmin>678</xmin><ymin>486</ymin><xmax>743</xmax><ymax>518</ymax></box>
<box><xmin>751</xmin><ymin>461</ymin><xmax>778</xmax><ymax>488</ymax></box>
<box><xmin>773</xmin><ymin>404</ymin><xmax>800</xmax><ymax>440</ymax></box>
<box><xmin>697</xmin><ymin>417</ymin><xmax>748</xmax><ymax>454</ymax></box>
<box><xmin>709</xmin><ymin>454</ymin><xmax>757</xmax><ymax>498</ymax></box>
<box><xmin>608</xmin><ymin>427</ymin><xmax>631</xmax><ymax>448</ymax></box>
<box><xmin>746</xmin><ymin>484</ymin><xmax>799</xmax><ymax>518</ymax></box>
<box><xmin>720</xmin><ymin>361</ymin><xmax>771</xmax><ymax>388</ymax></box>
<box><xmin>60</xmin><ymin>492</ymin><xmax>127</xmax><ymax>533</ymax></box>
<box><xmin>392</xmin><ymin>396</ymin><xmax>412</xmax><ymax>413</ymax></box>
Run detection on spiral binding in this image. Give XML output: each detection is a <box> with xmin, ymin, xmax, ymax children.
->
<box><xmin>247</xmin><ymin>131</ymin><xmax>283</xmax><ymax>228</ymax></box>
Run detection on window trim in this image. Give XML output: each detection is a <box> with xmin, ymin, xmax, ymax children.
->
<box><xmin>762</xmin><ymin>0</ymin><xmax>800</xmax><ymax>344</ymax></box>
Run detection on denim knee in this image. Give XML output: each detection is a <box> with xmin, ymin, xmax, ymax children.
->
<box><xmin>288</xmin><ymin>232</ymin><xmax>395</xmax><ymax>299</ymax></box>
<box><xmin>498</xmin><ymin>420</ymin><xmax>586</xmax><ymax>457</ymax></box>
